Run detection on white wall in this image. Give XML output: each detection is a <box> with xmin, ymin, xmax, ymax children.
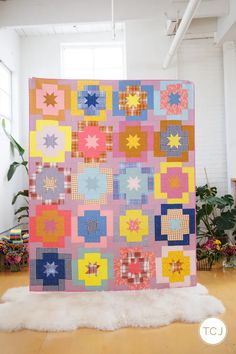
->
<box><xmin>178</xmin><ymin>38</ymin><xmax>227</xmax><ymax>195</ymax></box>
<box><xmin>20</xmin><ymin>30</ymin><xmax>124</xmax><ymax>149</ymax></box>
<box><xmin>126</xmin><ymin>19</ymin><xmax>227</xmax><ymax>195</ymax></box>
<box><xmin>0</xmin><ymin>28</ymin><xmax>22</xmax><ymax>232</ymax></box>
<box><xmin>19</xmin><ymin>19</ymin><xmax>228</xmax><ymax>203</ymax></box>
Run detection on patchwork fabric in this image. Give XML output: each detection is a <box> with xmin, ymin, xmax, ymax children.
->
<box><xmin>30</xmin><ymin>205</ymin><xmax>71</xmax><ymax>247</ymax></box>
<box><xmin>30</xmin><ymin>120</ymin><xmax>71</xmax><ymax>163</ymax></box>
<box><xmin>155</xmin><ymin>204</ymin><xmax>195</xmax><ymax>245</ymax></box>
<box><xmin>71</xmin><ymin>163</ymin><xmax>113</xmax><ymax>204</ymax></box>
<box><xmin>154</xmin><ymin>162</ymin><xmax>195</xmax><ymax>204</ymax></box>
<box><xmin>154</xmin><ymin>81</ymin><xmax>193</xmax><ymax>120</ymax></box>
<box><xmin>30</xmin><ymin>248</ymin><xmax>72</xmax><ymax>291</ymax></box>
<box><xmin>114</xmin><ymin>248</ymin><xmax>155</xmax><ymax>289</ymax></box>
<box><xmin>71</xmin><ymin>205</ymin><xmax>113</xmax><ymax>248</ymax></box>
<box><xmin>71</xmin><ymin>81</ymin><xmax>112</xmax><ymax>121</ymax></box>
<box><xmin>30</xmin><ymin>78</ymin><xmax>70</xmax><ymax>121</ymax></box>
<box><xmin>113</xmin><ymin>80</ymin><xmax>154</xmax><ymax>120</ymax></box>
<box><xmin>155</xmin><ymin>247</ymin><xmax>196</xmax><ymax>287</ymax></box>
<box><xmin>113</xmin><ymin>121</ymin><xmax>153</xmax><ymax>162</ymax></box>
<box><xmin>71</xmin><ymin>121</ymin><xmax>112</xmax><ymax>162</ymax></box>
<box><xmin>154</xmin><ymin>120</ymin><xmax>194</xmax><ymax>162</ymax></box>
<box><xmin>29</xmin><ymin>79</ymin><xmax>196</xmax><ymax>292</ymax></box>
<box><xmin>72</xmin><ymin>248</ymin><xmax>114</xmax><ymax>290</ymax></box>
<box><xmin>29</xmin><ymin>163</ymin><xmax>71</xmax><ymax>204</ymax></box>
<box><xmin>113</xmin><ymin>163</ymin><xmax>154</xmax><ymax>204</ymax></box>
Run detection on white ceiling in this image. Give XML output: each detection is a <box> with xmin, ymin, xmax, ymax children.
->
<box><xmin>14</xmin><ymin>22</ymin><xmax>124</xmax><ymax>37</ymax></box>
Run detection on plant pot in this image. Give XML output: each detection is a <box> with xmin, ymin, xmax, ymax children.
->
<box><xmin>0</xmin><ymin>253</ymin><xmax>6</xmax><ymax>271</ymax></box>
<box><xmin>9</xmin><ymin>263</ymin><xmax>21</xmax><ymax>272</ymax></box>
<box><xmin>197</xmin><ymin>258</ymin><xmax>213</xmax><ymax>271</ymax></box>
<box><xmin>223</xmin><ymin>256</ymin><xmax>235</xmax><ymax>268</ymax></box>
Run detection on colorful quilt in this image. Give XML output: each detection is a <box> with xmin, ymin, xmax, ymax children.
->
<box><xmin>29</xmin><ymin>79</ymin><xmax>196</xmax><ymax>291</ymax></box>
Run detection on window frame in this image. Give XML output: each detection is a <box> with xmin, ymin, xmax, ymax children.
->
<box><xmin>0</xmin><ymin>60</ymin><xmax>12</xmax><ymax>122</ymax></box>
<box><xmin>60</xmin><ymin>41</ymin><xmax>127</xmax><ymax>80</ymax></box>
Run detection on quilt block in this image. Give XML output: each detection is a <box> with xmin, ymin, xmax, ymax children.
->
<box><xmin>29</xmin><ymin>79</ymin><xmax>196</xmax><ymax>291</ymax></box>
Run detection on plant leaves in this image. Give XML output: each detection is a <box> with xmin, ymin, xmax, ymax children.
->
<box><xmin>17</xmin><ymin>214</ymin><xmax>28</xmax><ymax>222</ymax></box>
<box><xmin>214</xmin><ymin>215</ymin><xmax>235</xmax><ymax>230</ymax></box>
<box><xmin>12</xmin><ymin>190</ymin><xmax>29</xmax><ymax>205</ymax></box>
<box><xmin>7</xmin><ymin>162</ymin><xmax>20</xmax><ymax>181</ymax></box>
<box><xmin>14</xmin><ymin>206</ymin><xmax>29</xmax><ymax>215</ymax></box>
<box><xmin>2</xmin><ymin>119</ymin><xmax>25</xmax><ymax>156</ymax></box>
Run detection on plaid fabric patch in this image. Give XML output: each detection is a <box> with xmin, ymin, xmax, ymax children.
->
<box><xmin>71</xmin><ymin>121</ymin><xmax>112</xmax><ymax>163</ymax></box>
<box><xmin>119</xmin><ymin>85</ymin><xmax>148</xmax><ymax>116</ymax></box>
<box><xmin>29</xmin><ymin>163</ymin><xmax>71</xmax><ymax>205</ymax></box>
<box><xmin>86</xmin><ymin>262</ymin><xmax>100</xmax><ymax>276</ymax></box>
<box><xmin>120</xmin><ymin>251</ymin><xmax>150</xmax><ymax>285</ymax></box>
<box><xmin>113</xmin><ymin>163</ymin><xmax>154</xmax><ymax>204</ymax></box>
<box><xmin>169</xmin><ymin>259</ymin><xmax>183</xmax><ymax>274</ymax></box>
<box><xmin>77</xmin><ymin>87</ymin><xmax>106</xmax><ymax>115</ymax></box>
<box><xmin>71</xmin><ymin>163</ymin><xmax>113</xmax><ymax>204</ymax></box>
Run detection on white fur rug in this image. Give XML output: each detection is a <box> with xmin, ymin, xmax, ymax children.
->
<box><xmin>0</xmin><ymin>284</ymin><xmax>224</xmax><ymax>332</ymax></box>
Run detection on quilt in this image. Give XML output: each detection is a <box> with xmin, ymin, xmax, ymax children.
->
<box><xmin>29</xmin><ymin>79</ymin><xmax>196</xmax><ymax>291</ymax></box>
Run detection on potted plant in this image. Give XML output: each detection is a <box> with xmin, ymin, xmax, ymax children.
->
<box><xmin>196</xmin><ymin>183</ymin><xmax>236</xmax><ymax>269</ymax></box>
<box><xmin>197</xmin><ymin>238</ymin><xmax>222</xmax><ymax>270</ymax></box>
<box><xmin>221</xmin><ymin>243</ymin><xmax>236</xmax><ymax>268</ymax></box>
<box><xmin>2</xmin><ymin>120</ymin><xmax>29</xmax><ymax>224</ymax></box>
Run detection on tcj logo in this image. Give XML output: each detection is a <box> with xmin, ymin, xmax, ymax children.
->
<box><xmin>199</xmin><ymin>318</ymin><xmax>227</xmax><ymax>345</ymax></box>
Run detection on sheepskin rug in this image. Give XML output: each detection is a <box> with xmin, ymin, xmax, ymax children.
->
<box><xmin>0</xmin><ymin>284</ymin><xmax>224</xmax><ymax>332</ymax></box>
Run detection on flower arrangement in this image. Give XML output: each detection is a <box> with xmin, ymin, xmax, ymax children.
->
<box><xmin>0</xmin><ymin>240</ymin><xmax>28</xmax><ymax>271</ymax></box>
<box><xmin>197</xmin><ymin>238</ymin><xmax>223</xmax><ymax>268</ymax></box>
<box><xmin>197</xmin><ymin>238</ymin><xmax>236</xmax><ymax>269</ymax></box>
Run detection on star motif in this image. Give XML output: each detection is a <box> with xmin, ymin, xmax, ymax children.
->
<box><xmin>86</xmin><ymin>177</ymin><xmax>98</xmax><ymax>191</ymax></box>
<box><xmin>86</xmin><ymin>262</ymin><xmax>100</xmax><ymax>276</ymax></box>
<box><xmin>43</xmin><ymin>261</ymin><xmax>58</xmax><ymax>277</ymax></box>
<box><xmin>43</xmin><ymin>134</ymin><xmax>58</xmax><ymax>148</ymax></box>
<box><xmin>43</xmin><ymin>176</ymin><xmax>57</xmax><ymax>191</ymax></box>
<box><xmin>169</xmin><ymin>259</ymin><xmax>183</xmax><ymax>274</ymax></box>
<box><xmin>84</xmin><ymin>93</ymin><xmax>99</xmax><ymax>108</ymax></box>
<box><xmin>128</xmin><ymin>260</ymin><xmax>141</xmax><ymax>275</ymax></box>
<box><xmin>126</xmin><ymin>93</ymin><xmax>140</xmax><ymax>108</ymax></box>
<box><xmin>169</xmin><ymin>219</ymin><xmax>181</xmax><ymax>231</ymax></box>
<box><xmin>169</xmin><ymin>176</ymin><xmax>180</xmax><ymax>189</ymax></box>
<box><xmin>86</xmin><ymin>219</ymin><xmax>98</xmax><ymax>234</ymax></box>
<box><xmin>126</xmin><ymin>134</ymin><xmax>141</xmax><ymax>149</ymax></box>
<box><xmin>85</xmin><ymin>135</ymin><xmax>99</xmax><ymax>149</ymax></box>
<box><xmin>168</xmin><ymin>92</ymin><xmax>180</xmax><ymax>106</ymax></box>
<box><xmin>44</xmin><ymin>220</ymin><xmax>56</xmax><ymax>232</ymax></box>
<box><xmin>126</xmin><ymin>218</ymin><xmax>141</xmax><ymax>232</ymax></box>
<box><xmin>43</xmin><ymin>92</ymin><xmax>57</xmax><ymax>107</ymax></box>
<box><xmin>167</xmin><ymin>133</ymin><xmax>182</xmax><ymax>148</ymax></box>
<box><xmin>127</xmin><ymin>176</ymin><xmax>141</xmax><ymax>191</ymax></box>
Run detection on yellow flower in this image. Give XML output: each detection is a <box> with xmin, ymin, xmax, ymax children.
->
<box><xmin>214</xmin><ymin>239</ymin><xmax>221</xmax><ymax>245</ymax></box>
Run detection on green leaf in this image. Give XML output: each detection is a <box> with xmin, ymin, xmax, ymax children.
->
<box><xmin>2</xmin><ymin>119</ymin><xmax>25</xmax><ymax>156</ymax></box>
<box><xmin>231</xmin><ymin>208</ymin><xmax>236</xmax><ymax>215</ymax></box>
<box><xmin>7</xmin><ymin>162</ymin><xmax>20</xmax><ymax>181</ymax></box>
<box><xmin>214</xmin><ymin>215</ymin><xmax>235</xmax><ymax>230</ymax></box>
<box><xmin>221</xmin><ymin>194</ymin><xmax>234</xmax><ymax>206</ymax></box>
<box><xmin>17</xmin><ymin>214</ymin><xmax>28</xmax><ymax>222</ymax></box>
<box><xmin>202</xmin><ymin>204</ymin><xmax>213</xmax><ymax>215</ymax></box>
<box><xmin>12</xmin><ymin>190</ymin><xmax>29</xmax><ymax>205</ymax></box>
<box><xmin>14</xmin><ymin>206</ymin><xmax>29</xmax><ymax>215</ymax></box>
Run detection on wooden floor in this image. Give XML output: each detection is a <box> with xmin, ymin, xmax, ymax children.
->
<box><xmin>0</xmin><ymin>268</ymin><xmax>236</xmax><ymax>354</ymax></box>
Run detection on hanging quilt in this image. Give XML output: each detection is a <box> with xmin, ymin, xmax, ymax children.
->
<box><xmin>29</xmin><ymin>79</ymin><xmax>196</xmax><ymax>291</ymax></box>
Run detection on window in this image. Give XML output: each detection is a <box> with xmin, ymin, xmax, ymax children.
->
<box><xmin>61</xmin><ymin>43</ymin><xmax>126</xmax><ymax>80</ymax></box>
<box><xmin>0</xmin><ymin>61</ymin><xmax>12</xmax><ymax>121</ymax></box>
